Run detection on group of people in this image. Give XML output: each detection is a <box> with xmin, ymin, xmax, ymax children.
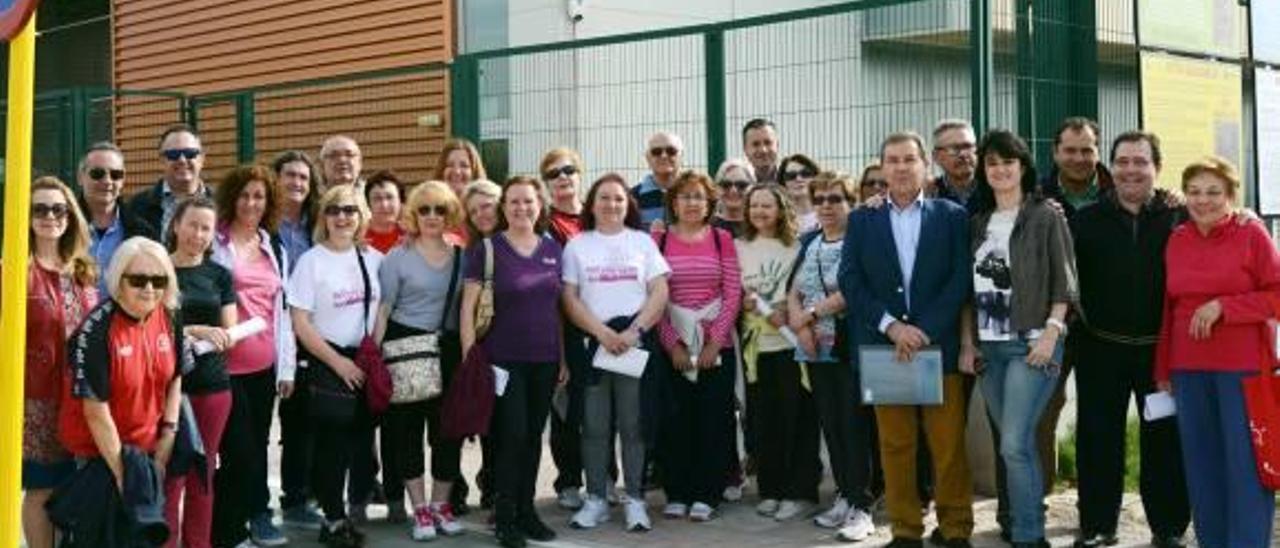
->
<box><xmin>17</xmin><ymin>115</ymin><xmax>1277</xmax><ymax>548</ymax></box>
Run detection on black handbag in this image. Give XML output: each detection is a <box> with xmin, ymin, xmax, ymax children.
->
<box><xmin>303</xmin><ymin>342</ymin><xmax>359</xmax><ymax>425</ymax></box>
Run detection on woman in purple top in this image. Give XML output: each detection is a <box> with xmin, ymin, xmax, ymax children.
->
<box><xmin>460</xmin><ymin>175</ymin><xmax>565</xmax><ymax>548</ymax></box>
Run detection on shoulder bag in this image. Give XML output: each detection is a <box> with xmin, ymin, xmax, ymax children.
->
<box><xmin>383</xmin><ymin>247</ymin><xmax>461</xmax><ymax>403</ymax></box>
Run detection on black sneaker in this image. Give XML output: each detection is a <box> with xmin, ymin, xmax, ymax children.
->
<box><xmin>1152</xmin><ymin>536</ymin><xmax>1186</xmax><ymax>548</ymax></box>
<box><xmin>1073</xmin><ymin>533</ymin><xmax>1119</xmax><ymax>548</ymax></box>
<box><xmin>518</xmin><ymin>512</ymin><xmax>556</xmax><ymax>542</ymax></box>
<box><xmin>885</xmin><ymin>538</ymin><xmax>925</xmax><ymax>548</ymax></box>
<box><xmin>318</xmin><ymin>520</ymin><xmax>365</xmax><ymax>548</ymax></box>
<box><xmin>928</xmin><ymin>528</ymin><xmax>972</xmax><ymax>548</ymax></box>
<box><xmin>495</xmin><ymin>522</ymin><xmax>526</xmax><ymax>548</ymax></box>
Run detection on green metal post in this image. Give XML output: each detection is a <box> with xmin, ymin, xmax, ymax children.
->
<box><xmin>1066</xmin><ymin>0</ymin><xmax>1098</xmax><ymax>122</ymax></box>
<box><xmin>705</xmin><ymin>30</ymin><xmax>727</xmax><ymax>174</ymax></box>
<box><xmin>184</xmin><ymin>96</ymin><xmax>199</xmax><ymax>130</ymax></box>
<box><xmin>69</xmin><ymin>87</ymin><xmax>89</xmax><ymax>169</ymax></box>
<box><xmin>970</xmin><ymin>0</ymin><xmax>993</xmax><ymax>133</ymax></box>
<box><xmin>236</xmin><ymin>92</ymin><xmax>256</xmax><ymax>164</ymax></box>
<box><xmin>450</xmin><ymin>56</ymin><xmax>481</xmax><ymax>143</ymax></box>
<box><xmin>1015</xmin><ymin>0</ymin><xmax>1034</xmax><ymax>140</ymax></box>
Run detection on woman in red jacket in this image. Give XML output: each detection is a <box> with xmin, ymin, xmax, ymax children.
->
<box><xmin>1156</xmin><ymin>156</ymin><xmax>1277</xmax><ymax>548</ymax></box>
<box><xmin>23</xmin><ymin>177</ymin><xmax>98</xmax><ymax>548</ymax></box>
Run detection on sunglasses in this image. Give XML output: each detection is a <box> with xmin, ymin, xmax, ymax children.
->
<box><xmin>649</xmin><ymin>146</ymin><xmax>679</xmax><ymax>158</ymax></box>
<box><xmin>811</xmin><ymin>194</ymin><xmax>848</xmax><ymax>206</ymax></box>
<box><xmin>32</xmin><ymin>203</ymin><xmax>69</xmax><ymax>219</ymax></box>
<box><xmin>323</xmin><ymin>205</ymin><xmax>361</xmax><ymax>217</ymax></box>
<box><xmin>162</xmin><ymin>148</ymin><xmax>202</xmax><ymax>161</ymax></box>
<box><xmin>417</xmin><ymin>204</ymin><xmax>449</xmax><ymax>217</ymax></box>
<box><xmin>88</xmin><ymin>167</ymin><xmax>126</xmax><ymax>182</ymax></box>
<box><xmin>781</xmin><ymin>169</ymin><xmax>817</xmax><ymax>182</ymax></box>
<box><xmin>718</xmin><ymin>180</ymin><xmax>751</xmax><ymax>192</ymax></box>
<box><xmin>862</xmin><ymin>178</ymin><xmax>888</xmax><ymax>187</ymax></box>
<box><xmin>543</xmin><ymin>165</ymin><xmax>578</xmax><ymax>181</ymax></box>
<box><xmin>123</xmin><ymin>273</ymin><xmax>170</xmax><ymax>290</ymax></box>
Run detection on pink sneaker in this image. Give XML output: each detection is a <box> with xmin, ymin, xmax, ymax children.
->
<box><xmin>411</xmin><ymin>507</ymin><xmax>437</xmax><ymax>541</ymax></box>
<box><xmin>429</xmin><ymin>502</ymin><xmax>466</xmax><ymax>536</ymax></box>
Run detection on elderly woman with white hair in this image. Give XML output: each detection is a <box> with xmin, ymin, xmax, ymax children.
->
<box><xmin>58</xmin><ymin>236</ymin><xmax>185</xmax><ymax>491</ymax></box>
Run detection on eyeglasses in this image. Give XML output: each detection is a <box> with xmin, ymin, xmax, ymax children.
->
<box><xmin>417</xmin><ymin>204</ymin><xmax>449</xmax><ymax>217</ymax></box>
<box><xmin>123</xmin><ymin>273</ymin><xmax>170</xmax><ymax>290</ymax></box>
<box><xmin>87</xmin><ymin>167</ymin><xmax>126</xmax><ymax>182</ymax></box>
<box><xmin>543</xmin><ymin>165</ymin><xmax>578</xmax><ymax>181</ymax></box>
<box><xmin>676</xmin><ymin>193</ymin><xmax>707</xmax><ymax>203</ymax></box>
<box><xmin>811</xmin><ymin>194</ymin><xmax>848</xmax><ymax>206</ymax></box>
<box><xmin>32</xmin><ymin>203</ymin><xmax>69</xmax><ymax>219</ymax></box>
<box><xmin>781</xmin><ymin>169</ymin><xmax>817</xmax><ymax>182</ymax></box>
<box><xmin>718</xmin><ymin>180</ymin><xmax>751</xmax><ymax>192</ymax></box>
<box><xmin>162</xmin><ymin>148</ymin><xmax>201</xmax><ymax>161</ymax></box>
<box><xmin>323</xmin><ymin>205</ymin><xmax>361</xmax><ymax>217</ymax></box>
<box><xmin>935</xmin><ymin>143</ymin><xmax>976</xmax><ymax>155</ymax></box>
<box><xmin>649</xmin><ymin>146</ymin><xmax>679</xmax><ymax>158</ymax></box>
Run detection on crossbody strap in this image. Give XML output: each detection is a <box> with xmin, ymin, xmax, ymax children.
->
<box><xmin>441</xmin><ymin>246</ymin><xmax>462</xmax><ymax>332</ymax></box>
<box><xmin>355</xmin><ymin>248</ymin><xmax>372</xmax><ymax>335</ymax></box>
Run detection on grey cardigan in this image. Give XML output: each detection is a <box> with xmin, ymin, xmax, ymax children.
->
<box><xmin>969</xmin><ymin>199</ymin><xmax>1079</xmax><ymax>334</ymax></box>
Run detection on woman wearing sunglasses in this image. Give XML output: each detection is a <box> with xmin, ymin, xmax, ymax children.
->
<box><xmin>712</xmin><ymin>159</ymin><xmax>753</xmax><ymax>239</ymax></box>
<box><xmin>786</xmin><ymin>172</ymin><xmax>876</xmax><ymax>542</ymax></box>
<box><xmin>22</xmin><ymin>177</ymin><xmax>98</xmax><ymax>548</ymax></box>
<box><xmin>163</xmin><ymin>197</ymin><xmax>237</xmax><ymax>548</ymax></box>
<box><xmin>372</xmin><ymin>181</ymin><xmax>467</xmax><ymax>541</ymax></box>
<box><xmin>207</xmin><ymin>166</ymin><xmax>296</xmax><ymax>548</ymax></box>
<box><xmin>57</xmin><ymin>236</ymin><xmax>183</xmax><ymax>531</ymax></box>
<box><xmin>288</xmin><ymin>185</ymin><xmax>383</xmax><ymax>547</ymax></box>
<box><xmin>778</xmin><ymin>154</ymin><xmax>821</xmax><ymax>234</ymax></box>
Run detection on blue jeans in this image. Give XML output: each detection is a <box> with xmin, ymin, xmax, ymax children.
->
<box><xmin>979</xmin><ymin>337</ymin><xmax>1062</xmax><ymax>542</ymax></box>
<box><xmin>1172</xmin><ymin>370</ymin><xmax>1275</xmax><ymax>548</ymax></box>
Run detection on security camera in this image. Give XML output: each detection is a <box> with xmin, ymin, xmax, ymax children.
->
<box><xmin>566</xmin><ymin>0</ymin><xmax>585</xmax><ymax>23</ymax></box>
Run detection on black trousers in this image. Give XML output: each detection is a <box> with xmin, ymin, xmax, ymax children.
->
<box><xmin>752</xmin><ymin>350</ymin><xmax>820</xmax><ymax>502</ymax></box>
<box><xmin>211</xmin><ymin>368</ymin><xmax>276</xmax><ymax>547</ymax></box>
<box><xmin>348</xmin><ymin>415</ymin><xmax>382</xmax><ymax>506</ymax></box>
<box><xmin>278</xmin><ymin>363</ymin><xmax>316</xmax><ymax>511</ymax></box>
<box><xmin>492</xmin><ymin>362</ymin><xmax>558</xmax><ymax>517</ymax></box>
<box><xmin>1074</xmin><ymin>332</ymin><xmax>1190</xmax><ymax>538</ymax></box>
<box><xmin>660</xmin><ymin>349</ymin><xmax>735</xmax><ymax>506</ymax></box>
<box><xmin>809</xmin><ymin>359</ymin><xmax>876</xmax><ymax>508</ymax></box>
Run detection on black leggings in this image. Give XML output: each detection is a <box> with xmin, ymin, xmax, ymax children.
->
<box><xmin>491</xmin><ymin>361</ymin><xmax>558</xmax><ymax>518</ymax></box>
<box><xmin>212</xmin><ymin>367</ymin><xmax>277</xmax><ymax>547</ymax></box>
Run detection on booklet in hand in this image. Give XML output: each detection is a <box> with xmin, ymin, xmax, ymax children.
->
<box><xmin>593</xmin><ymin>346</ymin><xmax>649</xmax><ymax>378</ymax></box>
<box><xmin>857</xmin><ymin>345</ymin><xmax>944</xmax><ymax>405</ymax></box>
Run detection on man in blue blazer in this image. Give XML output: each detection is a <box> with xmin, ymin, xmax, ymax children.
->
<box><xmin>839</xmin><ymin>132</ymin><xmax>974</xmax><ymax>548</ymax></box>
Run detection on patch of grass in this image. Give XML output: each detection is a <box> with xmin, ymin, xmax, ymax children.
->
<box><xmin>1057</xmin><ymin>419</ymin><xmax>1142</xmax><ymax>492</ymax></box>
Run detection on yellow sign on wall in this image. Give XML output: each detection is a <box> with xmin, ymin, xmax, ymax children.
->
<box><xmin>1138</xmin><ymin>0</ymin><xmax>1243</xmax><ymax>58</ymax></box>
<box><xmin>1140</xmin><ymin>53</ymin><xmax>1242</xmax><ymax>191</ymax></box>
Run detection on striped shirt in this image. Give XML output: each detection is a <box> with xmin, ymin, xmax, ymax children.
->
<box><xmin>656</xmin><ymin>227</ymin><xmax>742</xmax><ymax>351</ymax></box>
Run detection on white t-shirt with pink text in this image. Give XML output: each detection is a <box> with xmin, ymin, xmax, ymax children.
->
<box><xmin>287</xmin><ymin>244</ymin><xmax>383</xmax><ymax>348</ymax></box>
<box><xmin>561</xmin><ymin>229</ymin><xmax>670</xmax><ymax>322</ymax></box>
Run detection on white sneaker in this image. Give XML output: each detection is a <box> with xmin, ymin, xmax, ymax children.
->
<box><xmin>755</xmin><ymin>498</ymin><xmax>780</xmax><ymax>516</ymax></box>
<box><xmin>624</xmin><ymin>498</ymin><xmax>651</xmax><ymax>532</ymax></box>
<box><xmin>773</xmin><ymin>499</ymin><xmax>813</xmax><ymax>521</ymax></box>
<box><xmin>688</xmin><ymin>502</ymin><xmax>715</xmax><ymax>522</ymax></box>
<box><xmin>722</xmin><ymin>482</ymin><xmax>744</xmax><ymax>502</ymax></box>
<box><xmin>569</xmin><ymin>496</ymin><xmax>610</xmax><ymax>529</ymax></box>
<box><xmin>835</xmin><ymin>507</ymin><xmax>875</xmax><ymax>542</ymax></box>
<box><xmin>557</xmin><ymin>487</ymin><xmax>584</xmax><ymax>510</ymax></box>
<box><xmin>662</xmin><ymin>502</ymin><xmax>687</xmax><ymax>519</ymax></box>
<box><xmin>814</xmin><ymin>497</ymin><xmax>850</xmax><ymax>528</ymax></box>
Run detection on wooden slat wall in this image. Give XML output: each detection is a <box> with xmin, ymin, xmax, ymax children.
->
<box><xmin>112</xmin><ymin>0</ymin><xmax>454</xmax><ymax>192</ymax></box>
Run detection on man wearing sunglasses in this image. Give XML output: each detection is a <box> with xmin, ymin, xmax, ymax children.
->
<box><xmin>76</xmin><ymin>142</ymin><xmax>158</xmax><ymax>292</ymax></box>
<box><xmin>742</xmin><ymin>118</ymin><xmax>780</xmax><ymax>183</ymax></box>
<box><xmin>930</xmin><ymin>119</ymin><xmax>978</xmax><ymax>207</ymax></box>
<box><xmin>129</xmin><ymin>124</ymin><xmax>211</xmax><ymax>243</ymax></box>
<box><xmin>632</xmin><ymin>131</ymin><xmax>684</xmax><ymax>231</ymax></box>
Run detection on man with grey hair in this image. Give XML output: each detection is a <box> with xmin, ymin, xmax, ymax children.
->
<box><xmin>319</xmin><ymin>135</ymin><xmax>364</xmax><ymax>191</ymax></box>
<box><xmin>76</xmin><ymin>142</ymin><xmax>157</xmax><ymax>291</ymax></box>
<box><xmin>632</xmin><ymin>131</ymin><xmax>685</xmax><ymax>230</ymax></box>
<box><xmin>930</xmin><ymin>119</ymin><xmax>978</xmax><ymax>206</ymax></box>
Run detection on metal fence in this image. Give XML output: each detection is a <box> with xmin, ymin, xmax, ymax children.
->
<box><xmin>450</xmin><ymin>0</ymin><xmax>1135</xmax><ymax>184</ymax></box>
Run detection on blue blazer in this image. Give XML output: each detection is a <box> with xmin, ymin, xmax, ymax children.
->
<box><xmin>838</xmin><ymin>198</ymin><xmax>971</xmax><ymax>373</ymax></box>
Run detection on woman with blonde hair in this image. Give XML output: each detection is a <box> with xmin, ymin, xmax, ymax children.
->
<box><xmin>23</xmin><ymin>177</ymin><xmax>98</xmax><ymax>548</ymax></box>
<box><xmin>288</xmin><ymin>184</ymin><xmax>383</xmax><ymax>547</ymax></box>
<box><xmin>373</xmin><ymin>181</ymin><xmax>468</xmax><ymax>540</ymax></box>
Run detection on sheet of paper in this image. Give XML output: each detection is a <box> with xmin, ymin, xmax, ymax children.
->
<box><xmin>493</xmin><ymin>365</ymin><xmax>510</xmax><ymax>396</ymax></box>
<box><xmin>593</xmin><ymin>347</ymin><xmax>649</xmax><ymax>378</ymax></box>
<box><xmin>192</xmin><ymin>316</ymin><xmax>268</xmax><ymax>355</ymax></box>
<box><xmin>857</xmin><ymin>345</ymin><xmax>944</xmax><ymax>405</ymax></box>
<box><xmin>1143</xmin><ymin>391</ymin><xmax>1177</xmax><ymax>421</ymax></box>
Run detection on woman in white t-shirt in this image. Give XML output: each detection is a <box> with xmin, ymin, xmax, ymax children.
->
<box><xmin>735</xmin><ymin>183</ymin><xmax>820</xmax><ymax>521</ymax></box>
<box><xmin>287</xmin><ymin>185</ymin><xmax>383</xmax><ymax>547</ymax></box>
<box><xmin>561</xmin><ymin>173</ymin><xmax>670</xmax><ymax>532</ymax></box>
